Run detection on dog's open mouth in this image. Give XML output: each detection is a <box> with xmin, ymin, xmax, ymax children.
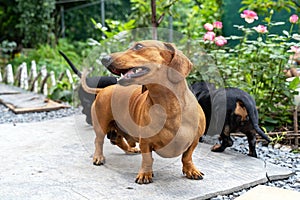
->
<box><xmin>108</xmin><ymin>66</ymin><xmax>150</xmax><ymax>81</ymax></box>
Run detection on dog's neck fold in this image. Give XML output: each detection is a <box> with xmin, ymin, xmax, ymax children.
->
<box><xmin>145</xmin><ymin>80</ymin><xmax>189</xmax><ymax>110</ymax></box>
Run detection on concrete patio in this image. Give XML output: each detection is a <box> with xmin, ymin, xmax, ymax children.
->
<box><xmin>0</xmin><ymin>114</ymin><xmax>294</xmax><ymax>199</ymax></box>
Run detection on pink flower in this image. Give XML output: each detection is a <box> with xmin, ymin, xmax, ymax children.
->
<box><xmin>240</xmin><ymin>10</ymin><xmax>258</xmax><ymax>23</ymax></box>
<box><xmin>203</xmin><ymin>31</ymin><xmax>215</xmax><ymax>41</ymax></box>
<box><xmin>213</xmin><ymin>21</ymin><xmax>223</xmax><ymax>29</ymax></box>
<box><xmin>204</xmin><ymin>23</ymin><xmax>214</xmax><ymax>31</ymax></box>
<box><xmin>289</xmin><ymin>14</ymin><xmax>299</xmax><ymax>24</ymax></box>
<box><xmin>215</xmin><ymin>36</ymin><xmax>227</xmax><ymax>46</ymax></box>
<box><xmin>253</xmin><ymin>25</ymin><xmax>268</xmax><ymax>33</ymax></box>
<box><xmin>288</xmin><ymin>46</ymin><xmax>300</xmax><ymax>53</ymax></box>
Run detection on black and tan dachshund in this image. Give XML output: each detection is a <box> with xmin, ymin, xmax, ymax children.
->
<box><xmin>59</xmin><ymin>51</ymin><xmax>117</xmax><ymax>125</ymax></box>
<box><xmin>191</xmin><ymin>82</ymin><xmax>271</xmax><ymax>157</ymax></box>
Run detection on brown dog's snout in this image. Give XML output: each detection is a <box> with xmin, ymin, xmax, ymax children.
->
<box><xmin>101</xmin><ymin>55</ymin><xmax>112</xmax><ymax>67</ymax></box>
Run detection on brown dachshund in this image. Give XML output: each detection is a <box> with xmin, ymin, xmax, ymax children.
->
<box><xmin>81</xmin><ymin>40</ymin><xmax>206</xmax><ymax>184</ymax></box>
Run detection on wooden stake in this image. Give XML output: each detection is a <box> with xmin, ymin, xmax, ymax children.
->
<box><xmin>6</xmin><ymin>64</ymin><xmax>14</xmax><ymax>85</ymax></box>
<box><xmin>294</xmin><ymin>106</ymin><xmax>299</xmax><ymax>146</ymax></box>
<box><xmin>30</xmin><ymin>60</ymin><xmax>38</xmax><ymax>93</ymax></box>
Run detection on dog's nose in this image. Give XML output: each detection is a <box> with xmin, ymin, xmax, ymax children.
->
<box><xmin>101</xmin><ymin>55</ymin><xmax>112</xmax><ymax>67</ymax></box>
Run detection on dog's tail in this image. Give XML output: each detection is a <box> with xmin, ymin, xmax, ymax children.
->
<box><xmin>253</xmin><ymin>122</ymin><xmax>271</xmax><ymax>143</ymax></box>
<box><xmin>59</xmin><ymin>50</ymin><xmax>102</xmax><ymax>94</ymax></box>
<box><xmin>238</xmin><ymin>96</ymin><xmax>271</xmax><ymax>143</ymax></box>
<box><xmin>81</xmin><ymin>70</ymin><xmax>102</xmax><ymax>94</ymax></box>
<box><xmin>59</xmin><ymin>50</ymin><xmax>82</xmax><ymax>78</ymax></box>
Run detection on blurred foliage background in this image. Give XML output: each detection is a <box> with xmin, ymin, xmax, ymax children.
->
<box><xmin>0</xmin><ymin>0</ymin><xmax>299</xmax><ymax>131</ymax></box>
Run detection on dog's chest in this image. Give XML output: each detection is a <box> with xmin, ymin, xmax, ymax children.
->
<box><xmin>111</xmin><ymin>85</ymin><xmax>200</xmax><ymax>157</ymax></box>
<box><xmin>155</xmin><ymin>99</ymin><xmax>200</xmax><ymax>158</ymax></box>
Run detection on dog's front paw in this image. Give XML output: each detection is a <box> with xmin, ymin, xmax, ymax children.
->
<box><xmin>135</xmin><ymin>172</ymin><xmax>153</xmax><ymax>184</ymax></box>
<box><xmin>248</xmin><ymin>150</ymin><xmax>257</xmax><ymax>158</ymax></box>
<box><xmin>93</xmin><ymin>155</ymin><xmax>105</xmax><ymax>165</ymax></box>
<box><xmin>211</xmin><ymin>144</ymin><xmax>225</xmax><ymax>152</ymax></box>
<box><xmin>182</xmin><ymin>164</ymin><xmax>204</xmax><ymax>180</ymax></box>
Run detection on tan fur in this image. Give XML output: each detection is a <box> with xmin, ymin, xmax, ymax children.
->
<box><xmin>284</xmin><ymin>67</ymin><xmax>299</xmax><ymax>78</ymax></box>
<box><xmin>81</xmin><ymin>70</ymin><xmax>102</xmax><ymax>94</ymax></box>
<box><xmin>234</xmin><ymin>101</ymin><xmax>248</xmax><ymax>121</ymax></box>
<box><xmin>83</xmin><ymin>40</ymin><xmax>206</xmax><ymax>184</ymax></box>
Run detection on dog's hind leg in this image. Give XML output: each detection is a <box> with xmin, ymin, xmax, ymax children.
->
<box><xmin>91</xmin><ymin>103</ymin><xmax>106</xmax><ymax>165</ymax></box>
<box><xmin>182</xmin><ymin>139</ymin><xmax>204</xmax><ymax>180</ymax></box>
<box><xmin>93</xmin><ymin>134</ymin><xmax>106</xmax><ymax>165</ymax></box>
<box><xmin>245</xmin><ymin>130</ymin><xmax>257</xmax><ymax>157</ymax></box>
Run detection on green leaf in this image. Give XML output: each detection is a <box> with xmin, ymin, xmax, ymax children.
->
<box><xmin>264</xmin><ymin>117</ymin><xmax>279</xmax><ymax>124</ymax></box>
<box><xmin>270</xmin><ymin>21</ymin><xmax>285</xmax><ymax>26</ymax></box>
<box><xmin>282</xmin><ymin>30</ymin><xmax>289</xmax><ymax>37</ymax></box>
<box><xmin>233</xmin><ymin>25</ymin><xmax>244</xmax><ymax>29</ymax></box>
<box><xmin>292</xmin><ymin>34</ymin><xmax>300</xmax><ymax>41</ymax></box>
<box><xmin>230</xmin><ymin>35</ymin><xmax>244</xmax><ymax>40</ymax></box>
<box><xmin>289</xmin><ymin>77</ymin><xmax>300</xmax><ymax>90</ymax></box>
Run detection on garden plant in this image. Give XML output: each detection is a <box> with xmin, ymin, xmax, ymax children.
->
<box><xmin>193</xmin><ymin>9</ymin><xmax>300</xmax><ymax>132</ymax></box>
<box><xmin>0</xmin><ymin>0</ymin><xmax>299</xmax><ymax>133</ymax></box>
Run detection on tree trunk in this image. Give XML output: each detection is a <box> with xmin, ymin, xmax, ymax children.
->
<box><xmin>151</xmin><ymin>0</ymin><xmax>158</xmax><ymax>40</ymax></box>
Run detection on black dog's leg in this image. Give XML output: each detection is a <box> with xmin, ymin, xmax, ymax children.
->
<box><xmin>211</xmin><ymin>126</ymin><xmax>233</xmax><ymax>152</ymax></box>
<box><xmin>245</xmin><ymin>130</ymin><xmax>257</xmax><ymax>157</ymax></box>
<box><xmin>211</xmin><ymin>135</ymin><xmax>233</xmax><ymax>152</ymax></box>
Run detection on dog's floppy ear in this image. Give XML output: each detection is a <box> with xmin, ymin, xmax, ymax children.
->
<box><xmin>164</xmin><ymin>42</ymin><xmax>193</xmax><ymax>83</ymax></box>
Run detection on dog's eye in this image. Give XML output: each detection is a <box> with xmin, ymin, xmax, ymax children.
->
<box><xmin>132</xmin><ymin>43</ymin><xmax>143</xmax><ymax>50</ymax></box>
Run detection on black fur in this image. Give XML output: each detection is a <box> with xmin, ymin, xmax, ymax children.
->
<box><xmin>59</xmin><ymin>51</ymin><xmax>117</xmax><ymax>125</ymax></box>
<box><xmin>191</xmin><ymin>82</ymin><xmax>271</xmax><ymax>157</ymax></box>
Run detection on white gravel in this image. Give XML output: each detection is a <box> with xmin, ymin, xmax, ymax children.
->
<box><xmin>0</xmin><ymin>104</ymin><xmax>81</xmax><ymax>124</ymax></box>
<box><xmin>211</xmin><ymin>136</ymin><xmax>300</xmax><ymax>199</ymax></box>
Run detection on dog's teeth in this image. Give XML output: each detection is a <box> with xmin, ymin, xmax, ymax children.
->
<box><xmin>121</xmin><ymin>73</ymin><xmax>124</xmax><ymax>77</ymax></box>
<box><xmin>135</xmin><ymin>68</ymin><xmax>142</xmax><ymax>73</ymax></box>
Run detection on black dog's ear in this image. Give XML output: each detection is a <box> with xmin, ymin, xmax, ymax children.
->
<box><xmin>163</xmin><ymin>42</ymin><xmax>193</xmax><ymax>83</ymax></box>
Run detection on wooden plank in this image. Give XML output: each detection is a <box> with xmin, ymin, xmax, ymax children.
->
<box><xmin>2</xmin><ymin>99</ymin><xmax>69</xmax><ymax>114</ymax></box>
<box><xmin>0</xmin><ymin>83</ymin><xmax>69</xmax><ymax>113</ymax></box>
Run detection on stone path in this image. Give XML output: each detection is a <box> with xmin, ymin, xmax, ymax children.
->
<box><xmin>0</xmin><ymin>115</ymin><xmax>294</xmax><ymax>200</ymax></box>
<box><xmin>236</xmin><ymin>185</ymin><xmax>300</xmax><ymax>200</ymax></box>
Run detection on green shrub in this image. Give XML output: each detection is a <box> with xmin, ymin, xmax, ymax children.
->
<box><xmin>192</xmin><ymin>9</ymin><xmax>299</xmax><ymax>131</ymax></box>
<box><xmin>16</xmin><ymin>0</ymin><xmax>55</xmax><ymax>47</ymax></box>
<box><xmin>9</xmin><ymin>38</ymin><xmax>90</xmax><ymax>76</ymax></box>
<box><xmin>7</xmin><ymin>38</ymin><xmax>93</xmax><ymax>103</ymax></box>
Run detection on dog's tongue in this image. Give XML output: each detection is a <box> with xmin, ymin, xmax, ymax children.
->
<box><xmin>118</xmin><ymin>69</ymin><xmax>133</xmax><ymax>81</ymax></box>
<box><xmin>125</xmin><ymin>69</ymin><xmax>135</xmax><ymax>76</ymax></box>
